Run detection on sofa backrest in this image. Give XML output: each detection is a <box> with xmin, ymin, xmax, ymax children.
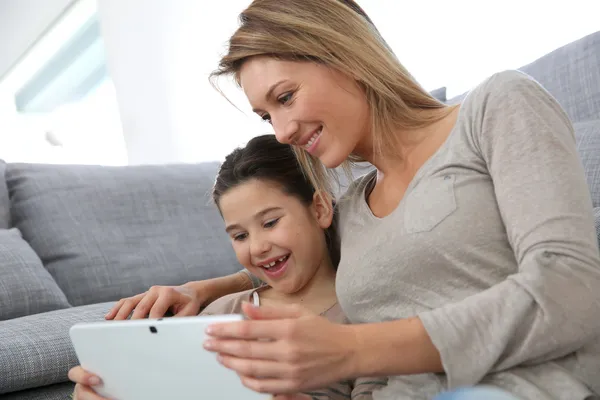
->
<box><xmin>518</xmin><ymin>31</ymin><xmax>600</xmax><ymax>124</ymax></box>
<box><xmin>447</xmin><ymin>31</ymin><xmax>600</xmax><ymax>124</ymax></box>
<box><xmin>3</xmin><ymin>162</ymin><xmax>239</xmax><ymax>306</ymax></box>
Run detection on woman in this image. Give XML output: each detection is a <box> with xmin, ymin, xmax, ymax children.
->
<box><xmin>197</xmin><ymin>1</ymin><xmax>600</xmax><ymax>399</ymax></box>
<box><xmin>69</xmin><ymin>135</ymin><xmax>385</xmax><ymax>400</ymax></box>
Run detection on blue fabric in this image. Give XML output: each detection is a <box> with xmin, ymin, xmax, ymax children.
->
<box><xmin>434</xmin><ymin>387</ymin><xmax>520</xmax><ymax>400</ymax></box>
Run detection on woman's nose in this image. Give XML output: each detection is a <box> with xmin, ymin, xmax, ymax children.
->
<box><xmin>272</xmin><ymin>116</ymin><xmax>300</xmax><ymax>145</ymax></box>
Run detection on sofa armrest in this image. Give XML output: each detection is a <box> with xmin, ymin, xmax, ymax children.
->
<box><xmin>0</xmin><ymin>302</ymin><xmax>114</xmax><ymax>394</ymax></box>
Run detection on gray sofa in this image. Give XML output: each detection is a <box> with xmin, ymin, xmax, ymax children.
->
<box><xmin>0</xmin><ymin>31</ymin><xmax>599</xmax><ymax>399</ymax></box>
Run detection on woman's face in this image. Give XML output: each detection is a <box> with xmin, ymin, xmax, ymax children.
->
<box><xmin>219</xmin><ymin>179</ymin><xmax>333</xmax><ymax>294</ymax></box>
<box><xmin>239</xmin><ymin>57</ymin><xmax>370</xmax><ymax>168</ymax></box>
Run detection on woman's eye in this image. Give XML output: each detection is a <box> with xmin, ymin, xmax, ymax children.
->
<box><xmin>233</xmin><ymin>233</ymin><xmax>248</xmax><ymax>241</ymax></box>
<box><xmin>264</xmin><ymin>218</ymin><xmax>280</xmax><ymax>228</ymax></box>
<box><xmin>277</xmin><ymin>92</ymin><xmax>293</xmax><ymax>105</ymax></box>
<box><xmin>261</xmin><ymin>114</ymin><xmax>272</xmax><ymax>124</ymax></box>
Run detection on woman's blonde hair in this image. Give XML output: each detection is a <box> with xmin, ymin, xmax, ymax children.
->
<box><xmin>211</xmin><ymin>0</ymin><xmax>455</xmax><ymax>194</ymax></box>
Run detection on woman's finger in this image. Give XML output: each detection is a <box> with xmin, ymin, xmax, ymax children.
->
<box><xmin>175</xmin><ymin>299</ymin><xmax>201</xmax><ymax>316</ymax></box>
<box><xmin>68</xmin><ymin>366</ymin><xmax>102</xmax><ymax>386</ymax></box>
<box><xmin>218</xmin><ymin>353</ymin><xmax>294</xmax><ymax>378</ymax></box>
<box><xmin>206</xmin><ymin>336</ymin><xmax>287</xmax><ymax>361</ymax></box>
<box><xmin>104</xmin><ymin>299</ymin><xmax>124</xmax><ymax>320</ymax></box>
<box><xmin>130</xmin><ymin>291</ymin><xmax>160</xmax><ymax>319</ymax></box>
<box><xmin>114</xmin><ymin>295</ymin><xmax>143</xmax><ymax>320</ymax></box>
<box><xmin>73</xmin><ymin>383</ymin><xmax>109</xmax><ymax>400</ymax></box>
<box><xmin>272</xmin><ymin>394</ymin><xmax>312</xmax><ymax>400</ymax></box>
<box><xmin>206</xmin><ymin>318</ymin><xmax>290</xmax><ymax>341</ymax></box>
<box><xmin>240</xmin><ymin>375</ymin><xmax>300</xmax><ymax>395</ymax></box>
<box><xmin>148</xmin><ymin>290</ymin><xmax>178</xmax><ymax>319</ymax></box>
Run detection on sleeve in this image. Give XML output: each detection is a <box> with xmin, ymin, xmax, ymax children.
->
<box><xmin>417</xmin><ymin>70</ymin><xmax>600</xmax><ymax>388</ymax></box>
<box><xmin>303</xmin><ymin>380</ymin><xmax>353</xmax><ymax>400</ymax></box>
<box><xmin>239</xmin><ymin>268</ymin><xmax>263</xmax><ymax>289</ymax></box>
<box><xmin>350</xmin><ymin>377</ymin><xmax>387</xmax><ymax>400</ymax></box>
<box><xmin>200</xmin><ymin>292</ymin><xmax>243</xmax><ymax>316</ymax></box>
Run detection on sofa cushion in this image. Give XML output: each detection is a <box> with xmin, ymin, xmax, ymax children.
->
<box><xmin>0</xmin><ymin>302</ymin><xmax>113</xmax><ymax>395</ymax></box>
<box><xmin>0</xmin><ymin>161</ymin><xmax>11</xmax><ymax>229</ymax></box>
<box><xmin>6</xmin><ymin>162</ymin><xmax>240</xmax><ymax>306</ymax></box>
<box><xmin>594</xmin><ymin>207</ymin><xmax>600</xmax><ymax>243</ymax></box>
<box><xmin>1</xmin><ymin>382</ymin><xmax>75</xmax><ymax>400</ymax></box>
<box><xmin>0</xmin><ymin>228</ymin><xmax>70</xmax><ymax>321</ymax></box>
<box><xmin>575</xmin><ymin>120</ymin><xmax>600</xmax><ymax>207</ymax></box>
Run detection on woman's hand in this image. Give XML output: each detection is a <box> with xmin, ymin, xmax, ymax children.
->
<box><xmin>204</xmin><ymin>302</ymin><xmax>359</xmax><ymax>394</ymax></box>
<box><xmin>68</xmin><ymin>366</ymin><xmax>109</xmax><ymax>400</ymax></box>
<box><xmin>104</xmin><ymin>285</ymin><xmax>202</xmax><ymax>320</ymax></box>
<box><xmin>105</xmin><ymin>272</ymin><xmax>254</xmax><ymax>320</ymax></box>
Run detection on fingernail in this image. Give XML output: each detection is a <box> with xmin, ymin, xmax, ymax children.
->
<box><xmin>88</xmin><ymin>376</ymin><xmax>101</xmax><ymax>385</ymax></box>
<box><xmin>204</xmin><ymin>340</ymin><xmax>215</xmax><ymax>350</ymax></box>
<box><xmin>205</xmin><ymin>325</ymin><xmax>214</xmax><ymax>334</ymax></box>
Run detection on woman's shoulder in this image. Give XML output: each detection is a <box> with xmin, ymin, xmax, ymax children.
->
<box><xmin>462</xmin><ymin>69</ymin><xmax>556</xmax><ymax>113</ymax></box>
<box><xmin>200</xmin><ymin>288</ymin><xmax>256</xmax><ymax>316</ymax></box>
<box><xmin>338</xmin><ymin>168</ymin><xmax>376</xmax><ymax>203</ymax></box>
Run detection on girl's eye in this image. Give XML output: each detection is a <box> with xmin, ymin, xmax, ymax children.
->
<box><xmin>277</xmin><ymin>92</ymin><xmax>293</xmax><ymax>105</ymax></box>
<box><xmin>264</xmin><ymin>218</ymin><xmax>280</xmax><ymax>229</ymax></box>
<box><xmin>233</xmin><ymin>233</ymin><xmax>248</xmax><ymax>241</ymax></box>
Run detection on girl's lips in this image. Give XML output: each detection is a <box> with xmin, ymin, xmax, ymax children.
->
<box><xmin>262</xmin><ymin>256</ymin><xmax>289</xmax><ymax>279</ymax></box>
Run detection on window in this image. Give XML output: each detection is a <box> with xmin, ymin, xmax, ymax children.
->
<box><xmin>0</xmin><ymin>0</ymin><xmax>125</xmax><ymax>165</ymax></box>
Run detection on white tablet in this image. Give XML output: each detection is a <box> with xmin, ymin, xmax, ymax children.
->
<box><xmin>69</xmin><ymin>314</ymin><xmax>270</xmax><ymax>400</ymax></box>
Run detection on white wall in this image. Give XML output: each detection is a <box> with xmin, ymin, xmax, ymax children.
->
<box><xmin>97</xmin><ymin>0</ymin><xmax>268</xmax><ymax>165</ymax></box>
<box><xmin>0</xmin><ymin>0</ymin><xmax>77</xmax><ymax>80</ymax></box>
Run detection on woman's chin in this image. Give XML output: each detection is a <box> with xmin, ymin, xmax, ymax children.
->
<box><xmin>319</xmin><ymin>153</ymin><xmax>346</xmax><ymax>169</ymax></box>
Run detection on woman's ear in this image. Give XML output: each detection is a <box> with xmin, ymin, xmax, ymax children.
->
<box><xmin>311</xmin><ymin>191</ymin><xmax>334</xmax><ymax>229</ymax></box>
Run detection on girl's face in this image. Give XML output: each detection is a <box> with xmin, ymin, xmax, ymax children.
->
<box><xmin>219</xmin><ymin>179</ymin><xmax>333</xmax><ymax>294</ymax></box>
<box><xmin>239</xmin><ymin>57</ymin><xmax>371</xmax><ymax>168</ymax></box>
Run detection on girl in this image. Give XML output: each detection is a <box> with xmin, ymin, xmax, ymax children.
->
<box><xmin>68</xmin><ymin>134</ymin><xmax>386</xmax><ymax>400</ymax></box>
<box><xmin>196</xmin><ymin>1</ymin><xmax>600</xmax><ymax>399</ymax></box>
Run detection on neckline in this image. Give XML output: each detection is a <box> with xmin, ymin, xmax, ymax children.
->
<box><xmin>361</xmin><ymin>105</ymin><xmax>463</xmax><ymax>221</ymax></box>
<box><xmin>250</xmin><ymin>286</ymin><xmax>338</xmax><ymax>316</ymax></box>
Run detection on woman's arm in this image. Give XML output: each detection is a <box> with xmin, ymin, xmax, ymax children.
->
<box><xmin>409</xmin><ymin>71</ymin><xmax>600</xmax><ymax>388</ymax></box>
<box><xmin>182</xmin><ymin>269</ymin><xmax>260</xmax><ymax>306</ymax></box>
<box><xmin>205</xmin><ymin>71</ymin><xmax>600</xmax><ymax>393</ymax></box>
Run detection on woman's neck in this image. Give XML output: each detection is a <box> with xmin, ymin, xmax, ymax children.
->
<box><xmin>259</xmin><ymin>257</ymin><xmax>338</xmax><ymax>315</ymax></box>
<box><xmin>358</xmin><ymin>107</ymin><xmax>459</xmax><ymax>176</ymax></box>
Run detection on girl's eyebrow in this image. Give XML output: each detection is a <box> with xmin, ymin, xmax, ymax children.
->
<box><xmin>225</xmin><ymin>207</ymin><xmax>283</xmax><ymax>233</ymax></box>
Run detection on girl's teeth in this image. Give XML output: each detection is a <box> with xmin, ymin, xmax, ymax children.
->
<box><xmin>263</xmin><ymin>255</ymin><xmax>288</xmax><ymax>269</ymax></box>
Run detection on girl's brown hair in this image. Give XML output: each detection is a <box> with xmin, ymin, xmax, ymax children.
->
<box><xmin>211</xmin><ymin>0</ymin><xmax>455</xmax><ymax>193</ymax></box>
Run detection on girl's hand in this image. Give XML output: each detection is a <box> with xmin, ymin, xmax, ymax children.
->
<box><xmin>204</xmin><ymin>302</ymin><xmax>359</xmax><ymax>394</ymax></box>
<box><xmin>68</xmin><ymin>366</ymin><xmax>109</xmax><ymax>400</ymax></box>
<box><xmin>105</xmin><ymin>285</ymin><xmax>202</xmax><ymax>320</ymax></box>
